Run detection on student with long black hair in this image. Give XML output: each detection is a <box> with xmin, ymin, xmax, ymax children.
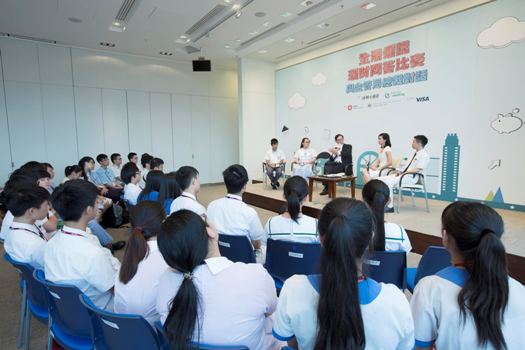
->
<box><xmin>137</xmin><ymin>170</ymin><xmax>163</xmax><ymax>202</ymax></box>
<box><xmin>362</xmin><ymin>179</ymin><xmax>411</xmax><ymax>252</ymax></box>
<box><xmin>273</xmin><ymin>198</ymin><xmax>414</xmax><ymax>350</ymax></box>
<box><xmin>157</xmin><ymin>173</ymin><xmax>181</xmax><ymax>214</ymax></box>
<box><xmin>411</xmin><ymin>202</ymin><xmax>525</xmax><ymax>349</ymax></box>
<box><xmin>361</xmin><ymin>133</ymin><xmax>393</xmax><ymax>183</ymax></box>
<box><xmin>156</xmin><ymin>210</ymin><xmax>281</xmax><ymax>350</ymax></box>
<box><xmin>114</xmin><ymin>201</ymin><xmax>168</xmax><ymax>324</ymax></box>
<box><xmin>62</xmin><ymin>165</ymin><xmax>83</xmax><ymax>183</ymax></box>
<box><xmin>264</xmin><ymin>176</ymin><xmax>318</xmax><ymax>242</ymax></box>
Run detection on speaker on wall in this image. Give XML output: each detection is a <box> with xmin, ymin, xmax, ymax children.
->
<box><xmin>192</xmin><ymin>59</ymin><xmax>211</xmax><ymax>72</ymax></box>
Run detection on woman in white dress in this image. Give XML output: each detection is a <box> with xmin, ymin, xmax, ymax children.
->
<box><xmin>292</xmin><ymin>137</ymin><xmax>317</xmax><ymax>180</ymax></box>
<box><xmin>361</xmin><ymin>133</ymin><xmax>393</xmax><ymax>184</ymax></box>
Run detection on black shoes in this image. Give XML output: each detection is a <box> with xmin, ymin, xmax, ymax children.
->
<box><xmin>271</xmin><ymin>182</ymin><xmax>277</xmax><ymax>190</ymax></box>
<box><xmin>275</xmin><ymin>181</ymin><xmax>280</xmax><ymax>188</ymax></box>
<box><xmin>320</xmin><ymin>186</ymin><xmax>329</xmax><ymax>196</ymax></box>
<box><xmin>384</xmin><ymin>207</ymin><xmax>394</xmax><ymax>213</ymax></box>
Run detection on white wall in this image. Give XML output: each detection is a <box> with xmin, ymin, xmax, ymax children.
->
<box><xmin>0</xmin><ymin>37</ymin><xmax>238</xmax><ymax>184</ymax></box>
<box><xmin>238</xmin><ymin>58</ymin><xmax>276</xmax><ymax>180</ymax></box>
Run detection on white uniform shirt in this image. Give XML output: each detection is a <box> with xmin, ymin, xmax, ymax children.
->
<box><xmin>1</xmin><ymin>211</ymin><xmax>49</xmax><ymax>240</ymax></box>
<box><xmin>110</xmin><ymin>164</ymin><xmax>122</xmax><ymax>179</ymax></box>
<box><xmin>156</xmin><ymin>257</ymin><xmax>281</xmax><ymax>350</ymax></box>
<box><xmin>273</xmin><ymin>275</ymin><xmax>414</xmax><ymax>350</ymax></box>
<box><xmin>114</xmin><ymin>240</ymin><xmax>168</xmax><ymax>325</ymax></box>
<box><xmin>399</xmin><ymin>149</ymin><xmax>430</xmax><ymax>173</ymax></box>
<box><xmin>411</xmin><ymin>266</ymin><xmax>525</xmax><ymax>349</ymax></box>
<box><xmin>139</xmin><ymin>169</ymin><xmax>149</xmax><ymax>189</ymax></box>
<box><xmin>293</xmin><ymin>148</ymin><xmax>317</xmax><ymax>169</ymax></box>
<box><xmin>44</xmin><ymin>226</ymin><xmax>120</xmax><ymax>310</ymax></box>
<box><xmin>124</xmin><ymin>183</ymin><xmax>142</xmax><ymax>205</ymax></box>
<box><xmin>265</xmin><ymin>215</ymin><xmax>318</xmax><ymax>243</ymax></box>
<box><xmin>169</xmin><ymin>192</ymin><xmax>206</xmax><ymax>217</ymax></box>
<box><xmin>265</xmin><ymin>149</ymin><xmax>286</xmax><ymax>165</ymax></box>
<box><xmin>207</xmin><ymin>194</ymin><xmax>265</xmax><ymax>241</ymax></box>
<box><xmin>378</xmin><ymin>146</ymin><xmax>392</xmax><ymax>168</ymax></box>
<box><xmin>384</xmin><ymin>222</ymin><xmax>412</xmax><ymax>252</ymax></box>
<box><xmin>4</xmin><ymin>221</ymin><xmax>48</xmax><ymax>269</ymax></box>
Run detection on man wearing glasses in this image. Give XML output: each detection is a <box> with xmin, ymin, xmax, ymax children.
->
<box><xmin>320</xmin><ymin>134</ymin><xmax>353</xmax><ymax>196</ymax></box>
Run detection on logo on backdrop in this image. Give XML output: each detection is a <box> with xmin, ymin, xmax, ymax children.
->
<box><xmin>345</xmin><ymin>40</ymin><xmax>428</xmax><ymax>94</ymax></box>
<box><xmin>416</xmin><ymin>96</ymin><xmax>430</xmax><ymax>102</ymax></box>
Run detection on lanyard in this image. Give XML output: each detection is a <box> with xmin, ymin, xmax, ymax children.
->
<box><xmin>61</xmin><ymin>229</ymin><xmax>86</xmax><ymax>238</ymax></box>
<box><xmin>181</xmin><ymin>194</ymin><xmax>196</xmax><ymax>201</ymax></box>
<box><xmin>10</xmin><ymin>225</ymin><xmax>48</xmax><ymax>241</ymax></box>
<box><xmin>225</xmin><ymin>195</ymin><xmax>242</xmax><ymax>201</ymax></box>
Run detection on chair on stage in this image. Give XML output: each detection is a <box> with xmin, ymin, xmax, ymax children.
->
<box><xmin>218</xmin><ymin>233</ymin><xmax>256</xmax><ymax>264</ymax></box>
<box><xmin>405</xmin><ymin>246</ymin><xmax>451</xmax><ymax>293</ymax></box>
<box><xmin>265</xmin><ymin>239</ymin><xmax>322</xmax><ymax>289</ymax></box>
<box><xmin>363</xmin><ymin>250</ymin><xmax>407</xmax><ymax>289</ymax></box>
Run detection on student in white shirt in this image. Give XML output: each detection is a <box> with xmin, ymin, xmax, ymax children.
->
<box><xmin>264</xmin><ymin>138</ymin><xmax>286</xmax><ymax>190</ymax></box>
<box><xmin>4</xmin><ymin>184</ymin><xmax>50</xmax><ymax>269</ymax></box>
<box><xmin>149</xmin><ymin>157</ymin><xmax>164</xmax><ymax>172</ymax></box>
<box><xmin>411</xmin><ymin>202</ymin><xmax>525</xmax><ymax>350</ymax></box>
<box><xmin>361</xmin><ymin>133</ymin><xmax>393</xmax><ymax>183</ymax></box>
<box><xmin>42</xmin><ymin>162</ymin><xmax>56</xmax><ymax>193</ymax></box>
<box><xmin>156</xmin><ymin>210</ymin><xmax>282</xmax><ymax>350</ymax></box>
<box><xmin>139</xmin><ymin>153</ymin><xmax>153</xmax><ymax>189</ymax></box>
<box><xmin>362</xmin><ymin>180</ymin><xmax>412</xmax><ymax>252</ymax></box>
<box><xmin>265</xmin><ymin>176</ymin><xmax>318</xmax><ymax>243</ymax></box>
<box><xmin>114</xmin><ymin>201</ymin><xmax>168</xmax><ymax>325</ymax></box>
<box><xmin>292</xmin><ymin>137</ymin><xmax>316</xmax><ymax>180</ymax></box>
<box><xmin>44</xmin><ymin>180</ymin><xmax>120</xmax><ymax>310</ymax></box>
<box><xmin>378</xmin><ymin>135</ymin><xmax>430</xmax><ymax>212</ymax></box>
<box><xmin>122</xmin><ymin>162</ymin><xmax>142</xmax><ymax>206</ymax></box>
<box><xmin>273</xmin><ymin>198</ymin><xmax>414</xmax><ymax>350</ymax></box>
<box><xmin>169</xmin><ymin>166</ymin><xmax>206</xmax><ymax>218</ymax></box>
<box><xmin>62</xmin><ymin>165</ymin><xmax>83</xmax><ymax>184</ymax></box>
<box><xmin>207</xmin><ymin>164</ymin><xmax>265</xmax><ymax>254</ymax></box>
<box><xmin>110</xmin><ymin>153</ymin><xmax>123</xmax><ymax>180</ymax></box>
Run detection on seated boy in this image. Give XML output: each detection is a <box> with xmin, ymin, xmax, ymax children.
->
<box><xmin>4</xmin><ymin>184</ymin><xmax>51</xmax><ymax>269</ymax></box>
<box><xmin>110</xmin><ymin>153</ymin><xmax>123</xmax><ymax>180</ymax></box>
<box><xmin>44</xmin><ymin>180</ymin><xmax>120</xmax><ymax>309</ymax></box>
<box><xmin>169</xmin><ymin>166</ymin><xmax>206</xmax><ymax>217</ymax></box>
<box><xmin>207</xmin><ymin>164</ymin><xmax>264</xmax><ymax>252</ymax></box>
<box><xmin>121</xmin><ymin>162</ymin><xmax>142</xmax><ymax>206</ymax></box>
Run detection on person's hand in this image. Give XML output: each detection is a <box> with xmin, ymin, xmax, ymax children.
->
<box><xmin>99</xmin><ymin>187</ymin><xmax>109</xmax><ymax>196</ymax></box>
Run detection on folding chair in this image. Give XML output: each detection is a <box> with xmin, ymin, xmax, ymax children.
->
<box><xmin>405</xmin><ymin>246</ymin><xmax>451</xmax><ymax>293</ymax></box>
<box><xmin>218</xmin><ymin>233</ymin><xmax>255</xmax><ymax>263</ymax></box>
<box><xmin>265</xmin><ymin>239</ymin><xmax>322</xmax><ymax>289</ymax></box>
<box><xmin>363</xmin><ymin>250</ymin><xmax>407</xmax><ymax>289</ymax></box>
<box><xmin>79</xmin><ymin>294</ymin><xmax>161</xmax><ymax>350</ymax></box>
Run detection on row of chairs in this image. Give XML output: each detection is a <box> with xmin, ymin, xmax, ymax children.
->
<box><xmin>218</xmin><ymin>233</ymin><xmax>451</xmax><ymax>291</ymax></box>
<box><xmin>4</xmin><ymin>253</ymin><xmax>250</xmax><ymax>350</ymax></box>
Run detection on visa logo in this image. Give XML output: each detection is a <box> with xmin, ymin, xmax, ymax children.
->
<box><xmin>416</xmin><ymin>96</ymin><xmax>430</xmax><ymax>102</ymax></box>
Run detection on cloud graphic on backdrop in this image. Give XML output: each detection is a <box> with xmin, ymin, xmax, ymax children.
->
<box><xmin>311</xmin><ymin>72</ymin><xmax>327</xmax><ymax>86</ymax></box>
<box><xmin>491</xmin><ymin>108</ymin><xmax>523</xmax><ymax>134</ymax></box>
<box><xmin>477</xmin><ymin>17</ymin><xmax>525</xmax><ymax>48</ymax></box>
<box><xmin>288</xmin><ymin>92</ymin><xmax>306</xmax><ymax>109</ymax></box>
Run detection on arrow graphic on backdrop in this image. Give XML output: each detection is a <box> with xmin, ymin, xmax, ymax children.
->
<box><xmin>488</xmin><ymin>159</ymin><xmax>502</xmax><ymax>170</ymax></box>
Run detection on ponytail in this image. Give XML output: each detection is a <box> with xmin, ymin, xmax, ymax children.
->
<box><xmin>316</xmin><ymin>198</ymin><xmax>373</xmax><ymax>350</ymax></box>
<box><xmin>158</xmin><ymin>210</ymin><xmax>209</xmax><ymax>349</ymax></box>
<box><xmin>120</xmin><ymin>201</ymin><xmax>165</xmax><ymax>284</ymax></box>
<box><xmin>283</xmin><ymin>176</ymin><xmax>308</xmax><ymax>223</ymax></box>
<box><xmin>362</xmin><ymin>180</ymin><xmax>390</xmax><ymax>251</ymax></box>
<box><xmin>442</xmin><ymin>202</ymin><xmax>509</xmax><ymax>350</ymax></box>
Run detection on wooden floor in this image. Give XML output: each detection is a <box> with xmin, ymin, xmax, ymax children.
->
<box><xmin>244</xmin><ymin>182</ymin><xmax>525</xmax><ymax>283</ymax></box>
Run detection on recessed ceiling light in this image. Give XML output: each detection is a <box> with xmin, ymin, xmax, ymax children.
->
<box><xmin>361</xmin><ymin>2</ymin><xmax>377</xmax><ymax>10</ymax></box>
<box><xmin>281</xmin><ymin>11</ymin><xmax>293</xmax><ymax>18</ymax></box>
<box><xmin>284</xmin><ymin>37</ymin><xmax>295</xmax><ymax>43</ymax></box>
<box><xmin>300</xmin><ymin>0</ymin><xmax>315</xmax><ymax>6</ymax></box>
<box><xmin>235</xmin><ymin>10</ymin><xmax>242</xmax><ymax>18</ymax></box>
<box><xmin>248</xmin><ymin>31</ymin><xmax>259</xmax><ymax>35</ymax></box>
<box><xmin>109</xmin><ymin>21</ymin><xmax>126</xmax><ymax>32</ymax></box>
<box><xmin>262</xmin><ymin>21</ymin><xmax>271</xmax><ymax>27</ymax></box>
<box><xmin>254</xmin><ymin>12</ymin><xmax>266</xmax><ymax>18</ymax></box>
<box><xmin>224</xmin><ymin>0</ymin><xmax>232</xmax><ymax>3</ymax></box>
<box><xmin>235</xmin><ymin>38</ymin><xmax>241</xmax><ymax>42</ymax></box>
<box><xmin>159</xmin><ymin>51</ymin><xmax>173</xmax><ymax>56</ymax></box>
<box><xmin>112</xmin><ymin>21</ymin><xmax>122</xmax><ymax>27</ymax></box>
<box><xmin>225</xmin><ymin>45</ymin><xmax>231</xmax><ymax>49</ymax></box>
<box><xmin>100</xmin><ymin>42</ymin><xmax>116</xmax><ymax>47</ymax></box>
<box><xmin>258</xmin><ymin>50</ymin><xmax>268</xmax><ymax>54</ymax></box>
<box><xmin>316</xmin><ymin>22</ymin><xmax>329</xmax><ymax>29</ymax></box>
<box><xmin>232</xmin><ymin>4</ymin><xmax>241</xmax><ymax>10</ymax></box>
<box><xmin>180</xmin><ymin>35</ymin><xmax>187</xmax><ymax>39</ymax></box>
<box><xmin>68</xmin><ymin>17</ymin><xmax>82</xmax><ymax>23</ymax></box>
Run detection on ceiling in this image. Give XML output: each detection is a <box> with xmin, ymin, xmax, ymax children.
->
<box><xmin>0</xmin><ymin>0</ymin><xmax>477</xmax><ymax>69</ymax></box>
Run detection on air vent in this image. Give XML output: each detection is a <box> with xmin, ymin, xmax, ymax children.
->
<box><xmin>115</xmin><ymin>0</ymin><xmax>142</xmax><ymax>23</ymax></box>
<box><xmin>185</xmin><ymin>5</ymin><xmax>227</xmax><ymax>35</ymax></box>
<box><xmin>0</xmin><ymin>33</ymin><xmax>56</xmax><ymax>44</ymax></box>
<box><xmin>306</xmin><ymin>32</ymin><xmax>341</xmax><ymax>46</ymax></box>
<box><xmin>298</xmin><ymin>0</ymin><xmax>339</xmax><ymax>17</ymax></box>
<box><xmin>415</xmin><ymin>0</ymin><xmax>433</xmax><ymax>7</ymax></box>
<box><xmin>240</xmin><ymin>22</ymin><xmax>286</xmax><ymax>47</ymax></box>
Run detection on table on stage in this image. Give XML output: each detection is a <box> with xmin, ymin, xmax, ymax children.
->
<box><xmin>307</xmin><ymin>175</ymin><xmax>356</xmax><ymax>201</ymax></box>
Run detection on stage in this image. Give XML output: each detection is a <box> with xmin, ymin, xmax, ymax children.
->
<box><xmin>243</xmin><ymin>182</ymin><xmax>525</xmax><ymax>284</ymax></box>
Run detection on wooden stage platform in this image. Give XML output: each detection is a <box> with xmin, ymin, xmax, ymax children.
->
<box><xmin>243</xmin><ymin>183</ymin><xmax>525</xmax><ymax>284</ymax></box>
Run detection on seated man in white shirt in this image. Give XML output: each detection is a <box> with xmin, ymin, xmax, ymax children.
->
<box><xmin>44</xmin><ymin>180</ymin><xmax>120</xmax><ymax>310</ymax></box>
<box><xmin>264</xmin><ymin>138</ymin><xmax>287</xmax><ymax>190</ymax></box>
<box><xmin>170</xmin><ymin>166</ymin><xmax>206</xmax><ymax>218</ymax></box>
<box><xmin>122</xmin><ymin>162</ymin><xmax>142</xmax><ymax>206</ymax></box>
<box><xmin>207</xmin><ymin>164</ymin><xmax>265</xmax><ymax>254</ymax></box>
<box><xmin>4</xmin><ymin>184</ymin><xmax>51</xmax><ymax>269</ymax></box>
<box><xmin>377</xmin><ymin>135</ymin><xmax>430</xmax><ymax>212</ymax></box>
<box><xmin>139</xmin><ymin>153</ymin><xmax>153</xmax><ymax>189</ymax></box>
<box><xmin>110</xmin><ymin>153</ymin><xmax>123</xmax><ymax>180</ymax></box>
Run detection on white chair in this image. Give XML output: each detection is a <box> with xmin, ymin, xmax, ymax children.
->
<box><xmin>395</xmin><ymin>172</ymin><xmax>429</xmax><ymax>213</ymax></box>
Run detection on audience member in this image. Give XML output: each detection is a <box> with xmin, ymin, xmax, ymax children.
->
<box><xmin>264</xmin><ymin>138</ymin><xmax>286</xmax><ymax>190</ymax></box>
<box><xmin>170</xmin><ymin>166</ymin><xmax>206</xmax><ymax>217</ymax></box>
<box><xmin>138</xmin><ymin>170</ymin><xmax>163</xmax><ymax>202</ymax></box>
<box><xmin>157</xmin><ymin>173</ymin><xmax>181</xmax><ymax>214</ymax></box>
<box><xmin>122</xmin><ymin>162</ymin><xmax>142</xmax><ymax>206</ymax></box>
<box><xmin>110</xmin><ymin>153</ymin><xmax>123</xmax><ymax>179</ymax></box>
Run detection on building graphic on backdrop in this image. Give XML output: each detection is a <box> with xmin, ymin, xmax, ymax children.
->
<box><xmin>440</xmin><ymin>133</ymin><xmax>460</xmax><ymax>201</ymax></box>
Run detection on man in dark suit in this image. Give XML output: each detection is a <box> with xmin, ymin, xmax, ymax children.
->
<box><xmin>320</xmin><ymin>134</ymin><xmax>353</xmax><ymax>195</ymax></box>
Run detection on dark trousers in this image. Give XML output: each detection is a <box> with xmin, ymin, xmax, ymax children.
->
<box><xmin>322</xmin><ymin>161</ymin><xmax>346</xmax><ymax>190</ymax></box>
